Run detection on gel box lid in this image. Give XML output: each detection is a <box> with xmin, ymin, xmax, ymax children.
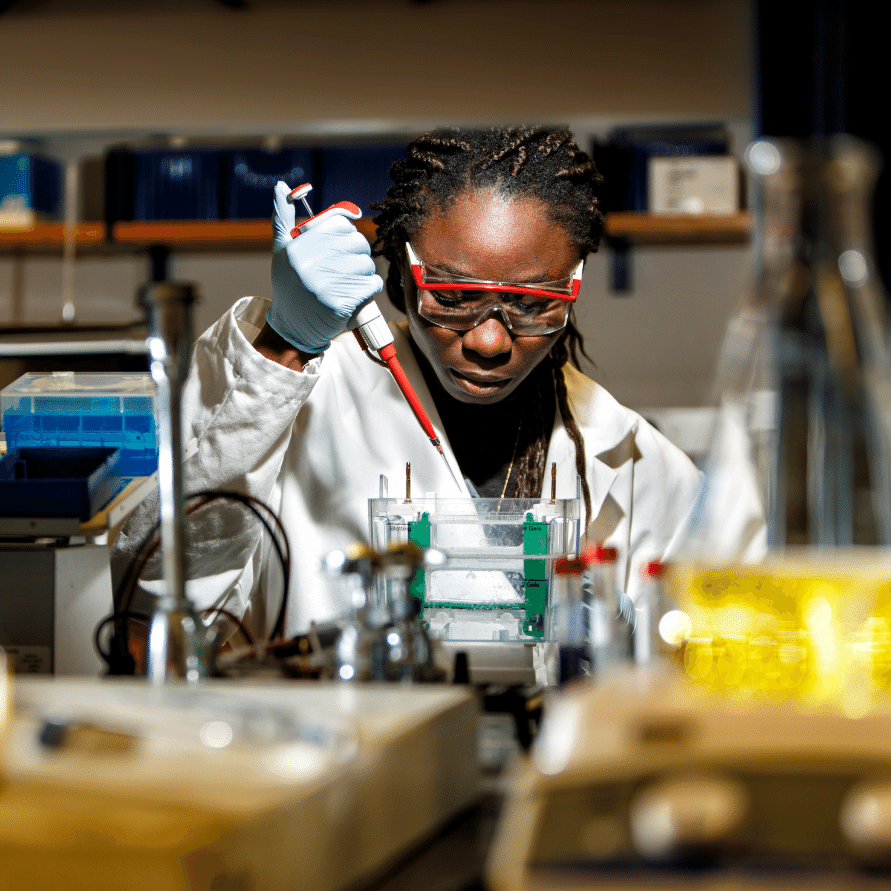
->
<box><xmin>1</xmin><ymin>372</ymin><xmax>157</xmax><ymax>477</ymax></box>
<box><xmin>0</xmin><ymin>447</ymin><xmax>123</xmax><ymax>520</ymax></box>
<box><xmin>1</xmin><ymin>371</ymin><xmax>155</xmax><ymax>414</ymax></box>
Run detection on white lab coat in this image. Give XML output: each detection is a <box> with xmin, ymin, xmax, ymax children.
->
<box><xmin>112</xmin><ymin>295</ymin><xmax>710</xmax><ymax>642</ymax></box>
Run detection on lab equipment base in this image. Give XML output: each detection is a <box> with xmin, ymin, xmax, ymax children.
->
<box><xmin>0</xmin><ymin>678</ymin><xmax>479</xmax><ymax>891</ymax></box>
<box><xmin>0</xmin><ymin>542</ymin><xmax>111</xmax><ymax>675</ymax></box>
<box><xmin>486</xmin><ymin>670</ymin><xmax>891</xmax><ymax>890</ymax></box>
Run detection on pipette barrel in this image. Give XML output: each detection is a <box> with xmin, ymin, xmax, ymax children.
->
<box><xmin>379</xmin><ymin>345</ymin><xmax>437</xmax><ymax>442</ymax></box>
<box><xmin>379</xmin><ymin>346</ymin><xmax>462</xmax><ymax>489</ymax></box>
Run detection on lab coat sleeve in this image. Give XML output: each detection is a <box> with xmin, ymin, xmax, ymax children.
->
<box><xmin>110</xmin><ymin>296</ymin><xmax>321</xmax><ymax>634</ymax></box>
<box><xmin>629</xmin><ymin>413</ymin><xmax>768</xmax><ymax>573</ymax></box>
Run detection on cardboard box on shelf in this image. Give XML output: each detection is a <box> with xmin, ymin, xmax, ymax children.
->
<box><xmin>648</xmin><ymin>155</ymin><xmax>740</xmax><ymax>214</ymax></box>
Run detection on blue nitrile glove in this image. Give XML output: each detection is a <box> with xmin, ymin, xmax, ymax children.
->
<box><xmin>268</xmin><ymin>180</ymin><xmax>383</xmax><ymax>353</ymax></box>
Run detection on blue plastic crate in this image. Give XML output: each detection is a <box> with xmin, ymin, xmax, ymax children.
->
<box><xmin>0</xmin><ymin>447</ymin><xmax>123</xmax><ymax>520</ymax></box>
<box><xmin>0</xmin><ymin>149</ymin><xmax>62</xmax><ymax>220</ymax></box>
<box><xmin>225</xmin><ymin>147</ymin><xmax>315</xmax><ymax>219</ymax></box>
<box><xmin>315</xmin><ymin>143</ymin><xmax>405</xmax><ymax>217</ymax></box>
<box><xmin>1</xmin><ymin>372</ymin><xmax>158</xmax><ymax>477</ymax></box>
<box><xmin>132</xmin><ymin>147</ymin><xmax>222</xmax><ymax>221</ymax></box>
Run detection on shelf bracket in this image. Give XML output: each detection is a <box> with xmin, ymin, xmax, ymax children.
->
<box><xmin>148</xmin><ymin>244</ymin><xmax>171</xmax><ymax>283</ymax></box>
<box><xmin>606</xmin><ymin>236</ymin><xmax>633</xmax><ymax>295</ymax></box>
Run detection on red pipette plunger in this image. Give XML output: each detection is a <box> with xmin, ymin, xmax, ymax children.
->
<box><xmin>287</xmin><ymin>184</ymin><xmax>461</xmax><ymax>491</ymax></box>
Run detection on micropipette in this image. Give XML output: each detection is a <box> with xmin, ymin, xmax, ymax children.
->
<box><xmin>287</xmin><ymin>183</ymin><xmax>462</xmax><ymax>492</ymax></box>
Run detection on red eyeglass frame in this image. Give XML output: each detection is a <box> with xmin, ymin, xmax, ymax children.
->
<box><xmin>405</xmin><ymin>242</ymin><xmax>584</xmax><ymax>302</ymax></box>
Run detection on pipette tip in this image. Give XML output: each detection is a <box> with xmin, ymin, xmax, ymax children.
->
<box><xmin>434</xmin><ymin>440</ymin><xmax>463</xmax><ymax>491</ymax></box>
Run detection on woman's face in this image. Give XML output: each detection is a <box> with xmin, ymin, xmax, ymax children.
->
<box><xmin>403</xmin><ymin>189</ymin><xmax>582</xmax><ymax>405</ymax></box>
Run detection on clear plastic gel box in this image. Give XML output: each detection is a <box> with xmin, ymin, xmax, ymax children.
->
<box><xmin>369</xmin><ymin>494</ymin><xmax>581</xmax><ymax>643</ymax></box>
<box><xmin>1</xmin><ymin>372</ymin><xmax>158</xmax><ymax>477</ymax></box>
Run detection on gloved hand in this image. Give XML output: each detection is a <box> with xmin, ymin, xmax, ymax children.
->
<box><xmin>268</xmin><ymin>180</ymin><xmax>383</xmax><ymax>353</ymax></box>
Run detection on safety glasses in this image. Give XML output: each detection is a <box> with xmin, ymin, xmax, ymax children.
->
<box><xmin>406</xmin><ymin>242</ymin><xmax>583</xmax><ymax>336</ymax></box>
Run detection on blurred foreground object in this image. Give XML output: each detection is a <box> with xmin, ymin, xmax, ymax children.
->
<box><xmin>672</xmin><ymin>137</ymin><xmax>891</xmax><ymax>700</ymax></box>
<box><xmin>753</xmin><ymin>137</ymin><xmax>891</xmax><ymax>548</ymax></box>
<box><xmin>0</xmin><ymin>678</ymin><xmax>477</xmax><ymax>891</ymax></box>
<box><xmin>140</xmin><ymin>282</ymin><xmax>209</xmax><ymax>683</ymax></box>
<box><xmin>670</xmin><ymin>550</ymin><xmax>891</xmax><ymax>710</ymax></box>
<box><xmin>682</xmin><ymin>135</ymin><xmax>891</xmax><ymax>562</ymax></box>
<box><xmin>323</xmin><ymin>543</ymin><xmax>444</xmax><ymax>683</ymax></box>
<box><xmin>488</xmin><ymin>670</ymin><xmax>891</xmax><ymax>890</ymax></box>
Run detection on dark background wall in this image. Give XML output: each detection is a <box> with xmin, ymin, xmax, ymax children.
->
<box><xmin>756</xmin><ymin>0</ymin><xmax>889</xmax><ymax>288</ymax></box>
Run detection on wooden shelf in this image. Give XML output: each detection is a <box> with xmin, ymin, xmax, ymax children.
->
<box><xmin>0</xmin><ymin>222</ymin><xmax>107</xmax><ymax>250</ymax></box>
<box><xmin>111</xmin><ymin>214</ymin><xmax>749</xmax><ymax>247</ymax></box>
<box><xmin>604</xmin><ymin>211</ymin><xmax>752</xmax><ymax>244</ymax></box>
<box><xmin>112</xmin><ymin>217</ymin><xmax>379</xmax><ymax>248</ymax></box>
<box><xmin>113</xmin><ymin>219</ymin><xmax>273</xmax><ymax>248</ymax></box>
<box><xmin>1</xmin><ymin>214</ymin><xmax>749</xmax><ymax>254</ymax></box>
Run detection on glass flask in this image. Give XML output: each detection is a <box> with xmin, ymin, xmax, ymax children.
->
<box><xmin>752</xmin><ymin>136</ymin><xmax>891</xmax><ymax>548</ymax></box>
<box><xmin>685</xmin><ymin>135</ymin><xmax>891</xmax><ymax>559</ymax></box>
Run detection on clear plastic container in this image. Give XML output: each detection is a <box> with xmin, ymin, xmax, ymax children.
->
<box><xmin>368</xmin><ymin>495</ymin><xmax>581</xmax><ymax>642</ymax></box>
<box><xmin>1</xmin><ymin>372</ymin><xmax>157</xmax><ymax>477</ymax></box>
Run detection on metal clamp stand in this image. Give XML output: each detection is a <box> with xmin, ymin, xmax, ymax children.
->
<box><xmin>140</xmin><ymin>282</ymin><xmax>208</xmax><ymax>683</ymax></box>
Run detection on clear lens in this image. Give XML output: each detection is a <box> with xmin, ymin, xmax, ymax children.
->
<box><xmin>422</xmin><ymin>263</ymin><xmax>577</xmax><ymax>297</ymax></box>
<box><xmin>406</xmin><ymin>241</ymin><xmax>580</xmax><ymax>335</ymax></box>
<box><xmin>418</xmin><ymin>289</ymin><xmax>570</xmax><ymax>335</ymax></box>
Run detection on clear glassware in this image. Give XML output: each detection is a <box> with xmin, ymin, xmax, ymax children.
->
<box><xmin>672</xmin><ymin>137</ymin><xmax>891</xmax><ymax>706</ymax></box>
<box><xmin>753</xmin><ymin>136</ymin><xmax>891</xmax><ymax>548</ymax></box>
<box><xmin>683</xmin><ymin>135</ymin><xmax>891</xmax><ymax>561</ymax></box>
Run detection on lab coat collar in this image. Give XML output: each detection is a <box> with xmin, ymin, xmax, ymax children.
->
<box><xmin>553</xmin><ymin>364</ymin><xmax>637</xmax><ymax>525</ymax></box>
<box><xmin>562</xmin><ymin>363</ymin><xmax>637</xmax><ymax>457</ymax></box>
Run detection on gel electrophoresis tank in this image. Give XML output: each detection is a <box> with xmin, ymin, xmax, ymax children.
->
<box><xmin>369</xmin><ymin>494</ymin><xmax>581</xmax><ymax>643</ymax></box>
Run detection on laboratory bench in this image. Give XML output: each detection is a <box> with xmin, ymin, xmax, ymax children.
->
<box><xmin>9</xmin><ymin>669</ymin><xmax>891</xmax><ymax>891</ymax></box>
<box><xmin>367</xmin><ymin>790</ymin><xmax>502</xmax><ymax>891</ymax></box>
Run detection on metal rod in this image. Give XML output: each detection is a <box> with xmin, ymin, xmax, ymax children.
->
<box><xmin>139</xmin><ymin>282</ymin><xmax>208</xmax><ymax>683</ymax></box>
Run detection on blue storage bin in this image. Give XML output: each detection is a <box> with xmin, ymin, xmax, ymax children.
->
<box><xmin>225</xmin><ymin>147</ymin><xmax>316</xmax><ymax>219</ymax></box>
<box><xmin>0</xmin><ymin>447</ymin><xmax>123</xmax><ymax>520</ymax></box>
<box><xmin>315</xmin><ymin>143</ymin><xmax>405</xmax><ymax>217</ymax></box>
<box><xmin>132</xmin><ymin>147</ymin><xmax>222</xmax><ymax>221</ymax></box>
<box><xmin>2</xmin><ymin>372</ymin><xmax>158</xmax><ymax>478</ymax></box>
<box><xmin>0</xmin><ymin>147</ymin><xmax>62</xmax><ymax>221</ymax></box>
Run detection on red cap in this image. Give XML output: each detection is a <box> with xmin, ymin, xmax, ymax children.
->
<box><xmin>288</xmin><ymin>183</ymin><xmax>313</xmax><ymax>200</ymax></box>
<box><xmin>641</xmin><ymin>560</ymin><xmax>667</xmax><ymax>579</ymax></box>
<box><xmin>556</xmin><ymin>544</ymin><xmax>618</xmax><ymax>572</ymax></box>
<box><xmin>554</xmin><ymin>555</ymin><xmax>586</xmax><ymax>575</ymax></box>
<box><xmin>585</xmin><ymin>543</ymin><xmax>617</xmax><ymax>564</ymax></box>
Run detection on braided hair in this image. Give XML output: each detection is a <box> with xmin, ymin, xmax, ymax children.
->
<box><xmin>371</xmin><ymin>126</ymin><xmax>605</xmax><ymax>525</ymax></box>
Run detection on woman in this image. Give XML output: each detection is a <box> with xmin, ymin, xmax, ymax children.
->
<box><xmin>112</xmin><ymin>127</ymin><xmax>708</xmax><ymax>646</ymax></box>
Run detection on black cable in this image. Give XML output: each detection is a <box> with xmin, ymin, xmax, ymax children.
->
<box><xmin>98</xmin><ymin>489</ymin><xmax>291</xmax><ymax>674</ymax></box>
<box><xmin>117</xmin><ymin>489</ymin><xmax>290</xmax><ymax>637</ymax></box>
<box><xmin>187</xmin><ymin>490</ymin><xmax>292</xmax><ymax>643</ymax></box>
<box><xmin>201</xmin><ymin>604</ymin><xmax>257</xmax><ymax>649</ymax></box>
<box><xmin>94</xmin><ymin>610</ymin><xmax>150</xmax><ymax>675</ymax></box>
